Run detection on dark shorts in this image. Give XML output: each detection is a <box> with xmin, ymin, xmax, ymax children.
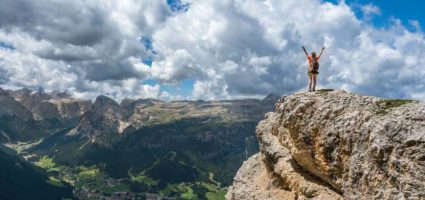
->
<box><xmin>308</xmin><ymin>71</ymin><xmax>319</xmax><ymax>75</ymax></box>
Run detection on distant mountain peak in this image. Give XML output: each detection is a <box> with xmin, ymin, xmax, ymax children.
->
<box><xmin>94</xmin><ymin>95</ymin><xmax>118</xmax><ymax>105</ymax></box>
<box><xmin>262</xmin><ymin>93</ymin><xmax>280</xmax><ymax>104</ymax></box>
<box><xmin>16</xmin><ymin>87</ymin><xmax>32</xmax><ymax>94</ymax></box>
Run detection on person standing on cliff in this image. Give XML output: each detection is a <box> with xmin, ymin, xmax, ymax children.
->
<box><xmin>302</xmin><ymin>46</ymin><xmax>325</xmax><ymax>92</ymax></box>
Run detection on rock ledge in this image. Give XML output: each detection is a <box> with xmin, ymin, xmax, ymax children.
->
<box><xmin>227</xmin><ymin>90</ymin><xmax>425</xmax><ymax>200</ymax></box>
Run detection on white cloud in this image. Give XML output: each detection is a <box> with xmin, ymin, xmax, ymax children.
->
<box><xmin>193</xmin><ymin>79</ymin><xmax>229</xmax><ymax>100</ymax></box>
<box><xmin>0</xmin><ymin>0</ymin><xmax>172</xmax><ymax>100</ymax></box>
<box><xmin>0</xmin><ymin>43</ymin><xmax>78</xmax><ymax>91</ymax></box>
<box><xmin>151</xmin><ymin>49</ymin><xmax>200</xmax><ymax>83</ymax></box>
<box><xmin>361</xmin><ymin>3</ymin><xmax>381</xmax><ymax>16</ymax></box>
<box><xmin>409</xmin><ymin>20</ymin><xmax>421</xmax><ymax>31</ymax></box>
<box><xmin>0</xmin><ymin>0</ymin><xmax>425</xmax><ymax>101</ymax></box>
<box><xmin>150</xmin><ymin>0</ymin><xmax>425</xmax><ymax>100</ymax></box>
<box><xmin>69</xmin><ymin>78</ymin><xmax>162</xmax><ymax>102</ymax></box>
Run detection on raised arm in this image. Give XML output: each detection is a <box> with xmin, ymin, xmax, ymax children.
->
<box><xmin>318</xmin><ymin>47</ymin><xmax>325</xmax><ymax>58</ymax></box>
<box><xmin>302</xmin><ymin>46</ymin><xmax>309</xmax><ymax>57</ymax></box>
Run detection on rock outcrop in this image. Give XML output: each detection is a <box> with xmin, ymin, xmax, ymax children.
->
<box><xmin>0</xmin><ymin>87</ymin><xmax>92</xmax><ymax>142</ymax></box>
<box><xmin>31</xmin><ymin>98</ymin><xmax>91</xmax><ymax>121</ymax></box>
<box><xmin>0</xmin><ymin>88</ymin><xmax>33</xmax><ymax>121</ymax></box>
<box><xmin>70</xmin><ymin>94</ymin><xmax>279</xmax><ymax>146</ymax></box>
<box><xmin>7</xmin><ymin>87</ymin><xmax>52</xmax><ymax>109</ymax></box>
<box><xmin>69</xmin><ymin>95</ymin><xmax>128</xmax><ymax>145</ymax></box>
<box><xmin>227</xmin><ymin>90</ymin><xmax>425</xmax><ymax>200</ymax></box>
<box><xmin>5</xmin><ymin>87</ymin><xmax>91</xmax><ymax>121</ymax></box>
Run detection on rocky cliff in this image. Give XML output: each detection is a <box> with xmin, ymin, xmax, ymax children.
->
<box><xmin>227</xmin><ymin>90</ymin><xmax>425</xmax><ymax>200</ymax></box>
<box><xmin>0</xmin><ymin>87</ymin><xmax>91</xmax><ymax>142</ymax></box>
<box><xmin>31</xmin><ymin>98</ymin><xmax>91</xmax><ymax>121</ymax></box>
<box><xmin>7</xmin><ymin>88</ymin><xmax>92</xmax><ymax>121</ymax></box>
<box><xmin>1</xmin><ymin>88</ymin><xmax>280</xmax><ymax>199</ymax></box>
<box><xmin>70</xmin><ymin>94</ymin><xmax>279</xmax><ymax>146</ymax></box>
<box><xmin>69</xmin><ymin>95</ymin><xmax>129</xmax><ymax>145</ymax></box>
<box><xmin>0</xmin><ymin>88</ymin><xmax>33</xmax><ymax>121</ymax></box>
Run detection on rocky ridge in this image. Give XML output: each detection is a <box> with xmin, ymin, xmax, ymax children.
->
<box><xmin>0</xmin><ymin>88</ymin><xmax>33</xmax><ymax>121</ymax></box>
<box><xmin>0</xmin><ymin>87</ymin><xmax>91</xmax><ymax>121</ymax></box>
<box><xmin>227</xmin><ymin>90</ymin><xmax>425</xmax><ymax>200</ymax></box>
<box><xmin>71</xmin><ymin>94</ymin><xmax>279</xmax><ymax>146</ymax></box>
<box><xmin>0</xmin><ymin>87</ymin><xmax>281</xmax><ymax>199</ymax></box>
<box><xmin>0</xmin><ymin>87</ymin><xmax>91</xmax><ymax>142</ymax></box>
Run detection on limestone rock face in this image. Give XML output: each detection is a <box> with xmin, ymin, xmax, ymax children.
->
<box><xmin>227</xmin><ymin>153</ymin><xmax>296</xmax><ymax>200</ymax></box>
<box><xmin>262</xmin><ymin>93</ymin><xmax>280</xmax><ymax>105</ymax></box>
<box><xmin>7</xmin><ymin>87</ymin><xmax>51</xmax><ymax>109</ymax></box>
<box><xmin>31</xmin><ymin>99</ymin><xmax>91</xmax><ymax>121</ymax></box>
<box><xmin>227</xmin><ymin>90</ymin><xmax>425</xmax><ymax>200</ymax></box>
<box><xmin>6</xmin><ymin>87</ymin><xmax>91</xmax><ymax>121</ymax></box>
<box><xmin>72</xmin><ymin>95</ymin><xmax>128</xmax><ymax>146</ymax></box>
<box><xmin>0</xmin><ymin>89</ymin><xmax>33</xmax><ymax>121</ymax></box>
<box><xmin>71</xmin><ymin>94</ymin><xmax>279</xmax><ymax>146</ymax></box>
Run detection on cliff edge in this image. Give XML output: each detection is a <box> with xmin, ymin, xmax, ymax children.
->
<box><xmin>227</xmin><ymin>90</ymin><xmax>425</xmax><ymax>200</ymax></box>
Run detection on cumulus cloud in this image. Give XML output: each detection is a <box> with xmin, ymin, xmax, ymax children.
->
<box><xmin>0</xmin><ymin>0</ymin><xmax>424</xmax><ymax>101</ymax></box>
<box><xmin>0</xmin><ymin>0</ymin><xmax>171</xmax><ymax>100</ymax></box>
<box><xmin>361</xmin><ymin>3</ymin><xmax>381</xmax><ymax>17</ymax></box>
<box><xmin>151</xmin><ymin>0</ymin><xmax>425</xmax><ymax>100</ymax></box>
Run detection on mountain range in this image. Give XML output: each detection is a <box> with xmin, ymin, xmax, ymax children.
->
<box><xmin>0</xmin><ymin>87</ymin><xmax>280</xmax><ymax>200</ymax></box>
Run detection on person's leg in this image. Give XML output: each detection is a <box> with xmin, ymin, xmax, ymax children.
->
<box><xmin>312</xmin><ymin>74</ymin><xmax>317</xmax><ymax>91</ymax></box>
<box><xmin>308</xmin><ymin>74</ymin><xmax>312</xmax><ymax>92</ymax></box>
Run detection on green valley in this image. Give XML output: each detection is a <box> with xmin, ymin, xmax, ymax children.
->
<box><xmin>0</xmin><ymin>87</ymin><xmax>279</xmax><ymax>199</ymax></box>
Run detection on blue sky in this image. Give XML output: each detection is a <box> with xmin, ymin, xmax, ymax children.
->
<box><xmin>132</xmin><ymin>0</ymin><xmax>193</xmax><ymax>99</ymax></box>
<box><xmin>167</xmin><ymin>0</ymin><xmax>190</xmax><ymax>13</ymax></box>
<box><xmin>144</xmin><ymin>79</ymin><xmax>194</xmax><ymax>99</ymax></box>
<box><xmin>140</xmin><ymin>1</ymin><xmax>194</xmax><ymax>99</ymax></box>
<box><xmin>151</xmin><ymin>0</ymin><xmax>425</xmax><ymax>99</ymax></box>
<box><xmin>326</xmin><ymin>0</ymin><xmax>424</xmax><ymax>30</ymax></box>
<box><xmin>1</xmin><ymin>0</ymin><xmax>424</xmax><ymax>100</ymax></box>
<box><xmin>0</xmin><ymin>41</ymin><xmax>15</xmax><ymax>50</ymax></box>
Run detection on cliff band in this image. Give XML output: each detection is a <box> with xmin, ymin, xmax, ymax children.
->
<box><xmin>227</xmin><ymin>90</ymin><xmax>425</xmax><ymax>200</ymax></box>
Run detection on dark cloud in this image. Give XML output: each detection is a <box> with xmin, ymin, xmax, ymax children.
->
<box><xmin>0</xmin><ymin>0</ymin><xmax>425</xmax><ymax>101</ymax></box>
<box><xmin>152</xmin><ymin>0</ymin><xmax>425</xmax><ymax>100</ymax></box>
<box><xmin>84</xmin><ymin>60</ymin><xmax>139</xmax><ymax>81</ymax></box>
<box><xmin>0</xmin><ymin>0</ymin><xmax>173</xmax><ymax>100</ymax></box>
<box><xmin>2</xmin><ymin>0</ymin><xmax>148</xmax><ymax>82</ymax></box>
<box><xmin>0</xmin><ymin>0</ymin><xmax>110</xmax><ymax>45</ymax></box>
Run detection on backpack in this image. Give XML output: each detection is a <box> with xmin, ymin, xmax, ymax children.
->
<box><xmin>311</xmin><ymin>57</ymin><xmax>319</xmax><ymax>73</ymax></box>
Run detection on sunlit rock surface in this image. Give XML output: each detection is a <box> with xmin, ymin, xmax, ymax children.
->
<box><xmin>228</xmin><ymin>90</ymin><xmax>425</xmax><ymax>200</ymax></box>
